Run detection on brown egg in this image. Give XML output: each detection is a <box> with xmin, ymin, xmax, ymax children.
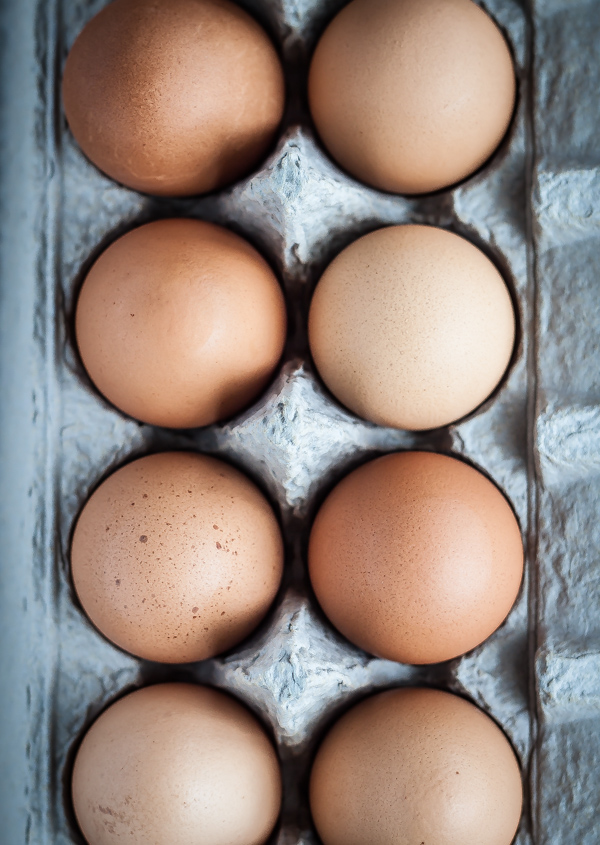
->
<box><xmin>72</xmin><ymin>683</ymin><xmax>282</xmax><ymax>845</ymax></box>
<box><xmin>308</xmin><ymin>225</ymin><xmax>515</xmax><ymax>431</ymax></box>
<box><xmin>75</xmin><ymin>219</ymin><xmax>287</xmax><ymax>429</ymax></box>
<box><xmin>71</xmin><ymin>452</ymin><xmax>283</xmax><ymax>663</ymax></box>
<box><xmin>308</xmin><ymin>0</ymin><xmax>515</xmax><ymax>194</ymax></box>
<box><xmin>310</xmin><ymin>687</ymin><xmax>522</xmax><ymax>845</ymax></box>
<box><xmin>62</xmin><ymin>0</ymin><xmax>285</xmax><ymax>196</ymax></box>
<box><xmin>308</xmin><ymin>451</ymin><xmax>523</xmax><ymax>664</ymax></box>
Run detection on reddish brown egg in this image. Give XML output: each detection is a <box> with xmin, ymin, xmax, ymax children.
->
<box><xmin>72</xmin><ymin>684</ymin><xmax>282</xmax><ymax>845</ymax></box>
<box><xmin>75</xmin><ymin>218</ymin><xmax>287</xmax><ymax>429</ymax></box>
<box><xmin>62</xmin><ymin>0</ymin><xmax>285</xmax><ymax>195</ymax></box>
<box><xmin>310</xmin><ymin>687</ymin><xmax>523</xmax><ymax>845</ymax></box>
<box><xmin>309</xmin><ymin>0</ymin><xmax>516</xmax><ymax>194</ymax></box>
<box><xmin>71</xmin><ymin>452</ymin><xmax>284</xmax><ymax>663</ymax></box>
<box><xmin>308</xmin><ymin>451</ymin><xmax>523</xmax><ymax>664</ymax></box>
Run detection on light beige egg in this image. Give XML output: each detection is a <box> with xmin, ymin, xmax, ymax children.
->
<box><xmin>308</xmin><ymin>451</ymin><xmax>524</xmax><ymax>665</ymax></box>
<box><xmin>308</xmin><ymin>225</ymin><xmax>515</xmax><ymax>431</ymax></box>
<box><xmin>309</xmin><ymin>0</ymin><xmax>516</xmax><ymax>194</ymax></box>
<box><xmin>310</xmin><ymin>687</ymin><xmax>523</xmax><ymax>845</ymax></box>
<box><xmin>71</xmin><ymin>452</ymin><xmax>283</xmax><ymax>663</ymax></box>
<box><xmin>62</xmin><ymin>0</ymin><xmax>285</xmax><ymax>196</ymax></box>
<box><xmin>75</xmin><ymin>218</ymin><xmax>287</xmax><ymax>429</ymax></box>
<box><xmin>72</xmin><ymin>683</ymin><xmax>282</xmax><ymax>845</ymax></box>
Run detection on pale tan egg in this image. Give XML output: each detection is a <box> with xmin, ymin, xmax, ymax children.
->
<box><xmin>308</xmin><ymin>0</ymin><xmax>516</xmax><ymax>194</ymax></box>
<box><xmin>308</xmin><ymin>225</ymin><xmax>515</xmax><ymax>431</ymax></box>
<box><xmin>308</xmin><ymin>451</ymin><xmax>523</xmax><ymax>665</ymax></box>
<box><xmin>72</xmin><ymin>683</ymin><xmax>282</xmax><ymax>845</ymax></box>
<box><xmin>62</xmin><ymin>0</ymin><xmax>285</xmax><ymax>196</ymax></box>
<box><xmin>75</xmin><ymin>218</ymin><xmax>287</xmax><ymax>429</ymax></box>
<box><xmin>310</xmin><ymin>687</ymin><xmax>523</xmax><ymax>845</ymax></box>
<box><xmin>71</xmin><ymin>452</ymin><xmax>283</xmax><ymax>663</ymax></box>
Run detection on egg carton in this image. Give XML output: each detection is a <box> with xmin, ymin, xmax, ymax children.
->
<box><xmin>0</xmin><ymin>0</ymin><xmax>598</xmax><ymax>842</ymax></box>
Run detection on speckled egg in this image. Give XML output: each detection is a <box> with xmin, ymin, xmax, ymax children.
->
<box><xmin>62</xmin><ymin>0</ymin><xmax>285</xmax><ymax>196</ymax></box>
<box><xmin>310</xmin><ymin>687</ymin><xmax>523</xmax><ymax>845</ymax></box>
<box><xmin>72</xmin><ymin>683</ymin><xmax>282</xmax><ymax>845</ymax></box>
<box><xmin>308</xmin><ymin>451</ymin><xmax>523</xmax><ymax>664</ymax></box>
<box><xmin>75</xmin><ymin>218</ymin><xmax>287</xmax><ymax>429</ymax></box>
<box><xmin>308</xmin><ymin>0</ymin><xmax>516</xmax><ymax>194</ymax></box>
<box><xmin>308</xmin><ymin>224</ymin><xmax>516</xmax><ymax>431</ymax></box>
<box><xmin>70</xmin><ymin>452</ymin><xmax>283</xmax><ymax>663</ymax></box>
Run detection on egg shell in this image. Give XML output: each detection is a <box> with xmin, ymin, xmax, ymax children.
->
<box><xmin>308</xmin><ymin>451</ymin><xmax>524</xmax><ymax>665</ymax></box>
<box><xmin>309</xmin><ymin>687</ymin><xmax>523</xmax><ymax>845</ymax></box>
<box><xmin>308</xmin><ymin>224</ymin><xmax>515</xmax><ymax>431</ymax></box>
<box><xmin>75</xmin><ymin>218</ymin><xmax>287</xmax><ymax>429</ymax></box>
<box><xmin>70</xmin><ymin>451</ymin><xmax>284</xmax><ymax>663</ymax></box>
<box><xmin>62</xmin><ymin>0</ymin><xmax>285</xmax><ymax>196</ymax></box>
<box><xmin>72</xmin><ymin>683</ymin><xmax>282</xmax><ymax>845</ymax></box>
<box><xmin>308</xmin><ymin>0</ymin><xmax>516</xmax><ymax>194</ymax></box>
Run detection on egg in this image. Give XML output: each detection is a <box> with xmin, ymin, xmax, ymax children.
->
<box><xmin>309</xmin><ymin>687</ymin><xmax>522</xmax><ymax>845</ymax></box>
<box><xmin>308</xmin><ymin>0</ymin><xmax>516</xmax><ymax>194</ymax></box>
<box><xmin>72</xmin><ymin>683</ymin><xmax>282</xmax><ymax>845</ymax></box>
<box><xmin>71</xmin><ymin>451</ymin><xmax>283</xmax><ymax>663</ymax></box>
<box><xmin>308</xmin><ymin>225</ymin><xmax>515</xmax><ymax>431</ymax></box>
<box><xmin>62</xmin><ymin>0</ymin><xmax>285</xmax><ymax>196</ymax></box>
<box><xmin>308</xmin><ymin>451</ymin><xmax>523</xmax><ymax>664</ymax></box>
<box><xmin>75</xmin><ymin>218</ymin><xmax>287</xmax><ymax>429</ymax></box>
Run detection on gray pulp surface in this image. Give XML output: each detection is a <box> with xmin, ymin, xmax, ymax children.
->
<box><xmin>0</xmin><ymin>0</ymin><xmax>598</xmax><ymax>843</ymax></box>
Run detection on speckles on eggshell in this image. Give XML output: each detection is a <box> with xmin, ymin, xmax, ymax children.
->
<box><xmin>70</xmin><ymin>451</ymin><xmax>284</xmax><ymax>663</ymax></box>
<box><xmin>72</xmin><ymin>684</ymin><xmax>282</xmax><ymax>844</ymax></box>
